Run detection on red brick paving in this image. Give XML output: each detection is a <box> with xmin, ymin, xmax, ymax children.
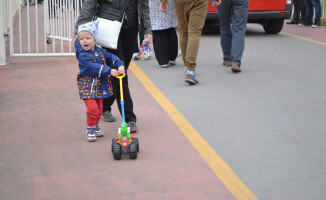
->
<box><xmin>0</xmin><ymin>56</ymin><xmax>235</xmax><ymax>199</ymax></box>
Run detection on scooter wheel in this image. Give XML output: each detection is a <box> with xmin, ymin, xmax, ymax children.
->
<box><xmin>129</xmin><ymin>142</ymin><xmax>138</xmax><ymax>159</ymax></box>
<box><xmin>133</xmin><ymin>137</ymin><xmax>139</xmax><ymax>152</ymax></box>
<box><xmin>112</xmin><ymin>138</ymin><xmax>121</xmax><ymax>160</ymax></box>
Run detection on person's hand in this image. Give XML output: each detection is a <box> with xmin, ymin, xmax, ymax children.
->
<box><xmin>144</xmin><ymin>34</ymin><xmax>153</xmax><ymax>44</ymax></box>
<box><xmin>160</xmin><ymin>2</ymin><xmax>168</xmax><ymax>13</ymax></box>
<box><xmin>110</xmin><ymin>69</ymin><xmax>120</xmax><ymax>76</ymax></box>
<box><xmin>213</xmin><ymin>0</ymin><xmax>221</xmax><ymax>6</ymax></box>
<box><xmin>117</xmin><ymin>66</ymin><xmax>125</xmax><ymax>74</ymax></box>
<box><xmin>72</xmin><ymin>33</ymin><xmax>78</xmax><ymax>41</ymax></box>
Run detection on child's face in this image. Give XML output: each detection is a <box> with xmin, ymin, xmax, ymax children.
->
<box><xmin>78</xmin><ymin>31</ymin><xmax>96</xmax><ymax>51</ymax></box>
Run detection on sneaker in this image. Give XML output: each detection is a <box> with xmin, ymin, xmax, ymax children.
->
<box><xmin>286</xmin><ymin>20</ymin><xmax>298</xmax><ymax>24</ymax></box>
<box><xmin>169</xmin><ymin>60</ymin><xmax>176</xmax><ymax>66</ymax></box>
<box><xmin>185</xmin><ymin>71</ymin><xmax>199</xmax><ymax>85</ymax></box>
<box><xmin>231</xmin><ymin>63</ymin><xmax>241</xmax><ymax>73</ymax></box>
<box><xmin>128</xmin><ymin>121</ymin><xmax>137</xmax><ymax>133</ymax></box>
<box><xmin>312</xmin><ymin>22</ymin><xmax>321</xmax><ymax>28</ymax></box>
<box><xmin>86</xmin><ymin>126</ymin><xmax>96</xmax><ymax>142</ymax></box>
<box><xmin>133</xmin><ymin>53</ymin><xmax>140</xmax><ymax>60</ymax></box>
<box><xmin>102</xmin><ymin>111</ymin><xmax>116</xmax><ymax>122</ymax></box>
<box><xmin>94</xmin><ymin>124</ymin><xmax>103</xmax><ymax>137</ymax></box>
<box><xmin>160</xmin><ymin>64</ymin><xmax>168</xmax><ymax>68</ymax></box>
<box><xmin>298</xmin><ymin>22</ymin><xmax>312</xmax><ymax>26</ymax></box>
<box><xmin>223</xmin><ymin>60</ymin><xmax>231</xmax><ymax>66</ymax></box>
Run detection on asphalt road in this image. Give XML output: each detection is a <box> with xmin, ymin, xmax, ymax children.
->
<box><xmin>133</xmin><ymin>23</ymin><xmax>326</xmax><ymax>200</ymax></box>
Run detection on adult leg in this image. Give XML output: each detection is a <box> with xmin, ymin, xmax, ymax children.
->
<box><xmin>174</xmin><ymin>0</ymin><xmax>190</xmax><ymax>68</ymax></box>
<box><xmin>186</xmin><ymin>0</ymin><xmax>208</xmax><ymax>71</ymax></box>
<box><xmin>152</xmin><ymin>30</ymin><xmax>169</xmax><ymax>66</ymax></box>
<box><xmin>311</xmin><ymin>0</ymin><xmax>321</xmax><ymax>23</ymax></box>
<box><xmin>304</xmin><ymin>0</ymin><xmax>313</xmax><ymax>25</ymax></box>
<box><xmin>167</xmin><ymin>28</ymin><xmax>179</xmax><ymax>62</ymax></box>
<box><xmin>107</xmin><ymin>27</ymin><xmax>138</xmax><ymax>124</ymax></box>
<box><xmin>292</xmin><ymin>0</ymin><xmax>300</xmax><ymax>23</ymax></box>
<box><xmin>103</xmin><ymin>95</ymin><xmax>115</xmax><ymax>111</ymax></box>
<box><xmin>230</xmin><ymin>0</ymin><xmax>248</xmax><ymax>66</ymax></box>
<box><xmin>218</xmin><ymin>0</ymin><xmax>232</xmax><ymax>63</ymax></box>
<box><xmin>299</xmin><ymin>0</ymin><xmax>307</xmax><ymax>23</ymax></box>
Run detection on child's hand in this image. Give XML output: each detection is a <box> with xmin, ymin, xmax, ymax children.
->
<box><xmin>110</xmin><ymin>69</ymin><xmax>120</xmax><ymax>76</ymax></box>
<box><xmin>118</xmin><ymin>66</ymin><xmax>125</xmax><ymax>74</ymax></box>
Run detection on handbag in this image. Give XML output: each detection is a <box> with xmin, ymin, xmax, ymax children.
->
<box><xmin>94</xmin><ymin>0</ymin><xmax>129</xmax><ymax>49</ymax></box>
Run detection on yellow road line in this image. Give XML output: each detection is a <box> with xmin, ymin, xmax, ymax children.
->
<box><xmin>130</xmin><ymin>61</ymin><xmax>258</xmax><ymax>200</ymax></box>
<box><xmin>248</xmin><ymin>24</ymin><xmax>326</xmax><ymax>46</ymax></box>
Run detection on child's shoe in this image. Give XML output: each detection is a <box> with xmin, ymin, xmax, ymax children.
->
<box><xmin>95</xmin><ymin>124</ymin><xmax>104</xmax><ymax>137</ymax></box>
<box><xmin>86</xmin><ymin>126</ymin><xmax>96</xmax><ymax>142</ymax></box>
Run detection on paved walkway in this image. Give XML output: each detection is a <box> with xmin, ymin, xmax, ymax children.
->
<box><xmin>1</xmin><ymin>14</ymin><xmax>325</xmax><ymax>199</ymax></box>
<box><xmin>0</xmin><ymin>56</ymin><xmax>235</xmax><ymax>199</ymax></box>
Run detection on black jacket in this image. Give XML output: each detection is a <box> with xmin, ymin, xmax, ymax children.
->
<box><xmin>75</xmin><ymin>0</ymin><xmax>151</xmax><ymax>34</ymax></box>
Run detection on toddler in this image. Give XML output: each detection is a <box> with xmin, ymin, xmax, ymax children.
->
<box><xmin>75</xmin><ymin>21</ymin><xmax>125</xmax><ymax>142</ymax></box>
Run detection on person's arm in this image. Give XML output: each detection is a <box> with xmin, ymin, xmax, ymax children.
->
<box><xmin>213</xmin><ymin>0</ymin><xmax>222</xmax><ymax>6</ymax></box>
<box><xmin>141</xmin><ymin>0</ymin><xmax>153</xmax><ymax>44</ymax></box>
<box><xmin>102</xmin><ymin>49</ymin><xmax>124</xmax><ymax>70</ymax></box>
<box><xmin>74</xmin><ymin>0</ymin><xmax>98</xmax><ymax>33</ymax></box>
<box><xmin>160</xmin><ymin>2</ymin><xmax>168</xmax><ymax>13</ymax></box>
<box><xmin>102</xmin><ymin>49</ymin><xmax>125</xmax><ymax>75</ymax></box>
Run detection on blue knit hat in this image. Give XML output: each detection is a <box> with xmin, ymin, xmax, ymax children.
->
<box><xmin>78</xmin><ymin>20</ymin><xmax>99</xmax><ymax>41</ymax></box>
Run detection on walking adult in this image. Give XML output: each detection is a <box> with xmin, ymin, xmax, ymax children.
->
<box><xmin>150</xmin><ymin>0</ymin><xmax>178</xmax><ymax>68</ymax></box>
<box><xmin>75</xmin><ymin>0</ymin><xmax>152</xmax><ymax>132</ymax></box>
<box><xmin>287</xmin><ymin>0</ymin><xmax>306</xmax><ymax>25</ymax></box>
<box><xmin>215</xmin><ymin>0</ymin><xmax>248</xmax><ymax>73</ymax></box>
<box><xmin>160</xmin><ymin>0</ymin><xmax>220</xmax><ymax>85</ymax></box>
<box><xmin>302</xmin><ymin>0</ymin><xmax>322</xmax><ymax>28</ymax></box>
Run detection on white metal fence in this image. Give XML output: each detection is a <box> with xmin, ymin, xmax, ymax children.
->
<box><xmin>8</xmin><ymin>0</ymin><xmax>82</xmax><ymax>57</ymax></box>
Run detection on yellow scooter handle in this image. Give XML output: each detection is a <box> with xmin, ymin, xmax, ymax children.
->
<box><xmin>116</xmin><ymin>73</ymin><xmax>125</xmax><ymax>101</ymax></box>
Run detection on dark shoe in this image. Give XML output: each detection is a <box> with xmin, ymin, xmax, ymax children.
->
<box><xmin>231</xmin><ymin>63</ymin><xmax>241</xmax><ymax>73</ymax></box>
<box><xmin>128</xmin><ymin>121</ymin><xmax>137</xmax><ymax>133</ymax></box>
<box><xmin>312</xmin><ymin>22</ymin><xmax>321</xmax><ymax>28</ymax></box>
<box><xmin>286</xmin><ymin>20</ymin><xmax>298</xmax><ymax>24</ymax></box>
<box><xmin>298</xmin><ymin>22</ymin><xmax>312</xmax><ymax>26</ymax></box>
<box><xmin>185</xmin><ymin>72</ymin><xmax>199</xmax><ymax>85</ymax></box>
<box><xmin>169</xmin><ymin>60</ymin><xmax>176</xmax><ymax>66</ymax></box>
<box><xmin>222</xmin><ymin>60</ymin><xmax>231</xmax><ymax>66</ymax></box>
<box><xmin>102</xmin><ymin>111</ymin><xmax>116</xmax><ymax>122</ymax></box>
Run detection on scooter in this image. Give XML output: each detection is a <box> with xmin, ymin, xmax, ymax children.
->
<box><xmin>111</xmin><ymin>74</ymin><xmax>139</xmax><ymax>160</ymax></box>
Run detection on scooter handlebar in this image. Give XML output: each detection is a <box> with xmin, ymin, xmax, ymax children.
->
<box><xmin>116</xmin><ymin>73</ymin><xmax>126</xmax><ymax>79</ymax></box>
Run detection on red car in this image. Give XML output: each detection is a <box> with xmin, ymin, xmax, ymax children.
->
<box><xmin>206</xmin><ymin>0</ymin><xmax>293</xmax><ymax>34</ymax></box>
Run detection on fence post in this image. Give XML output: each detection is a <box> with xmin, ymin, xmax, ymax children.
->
<box><xmin>0</xmin><ymin>0</ymin><xmax>7</xmax><ymax>65</ymax></box>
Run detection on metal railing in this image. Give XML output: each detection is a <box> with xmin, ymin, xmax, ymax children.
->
<box><xmin>6</xmin><ymin>0</ymin><xmax>82</xmax><ymax>58</ymax></box>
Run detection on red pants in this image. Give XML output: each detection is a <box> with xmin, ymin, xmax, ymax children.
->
<box><xmin>83</xmin><ymin>98</ymin><xmax>103</xmax><ymax>127</ymax></box>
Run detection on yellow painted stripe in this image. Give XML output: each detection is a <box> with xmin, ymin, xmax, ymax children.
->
<box><xmin>248</xmin><ymin>24</ymin><xmax>326</xmax><ymax>46</ymax></box>
<box><xmin>130</xmin><ymin>61</ymin><xmax>257</xmax><ymax>200</ymax></box>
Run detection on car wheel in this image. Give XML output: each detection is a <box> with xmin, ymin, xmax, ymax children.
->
<box><xmin>263</xmin><ymin>19</ymin><xmax>284</xmax><ymax>34</ymax></box>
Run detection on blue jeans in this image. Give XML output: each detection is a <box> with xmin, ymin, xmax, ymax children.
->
<box><xmin>218</xmin><ymin>0</ymin><xmax>248</xmax><ymax>66</ymax></box>
<box><xmin>304</xmin><ymin>0</ymin><xmax>321</xmax><ymax>24</ymax></box>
